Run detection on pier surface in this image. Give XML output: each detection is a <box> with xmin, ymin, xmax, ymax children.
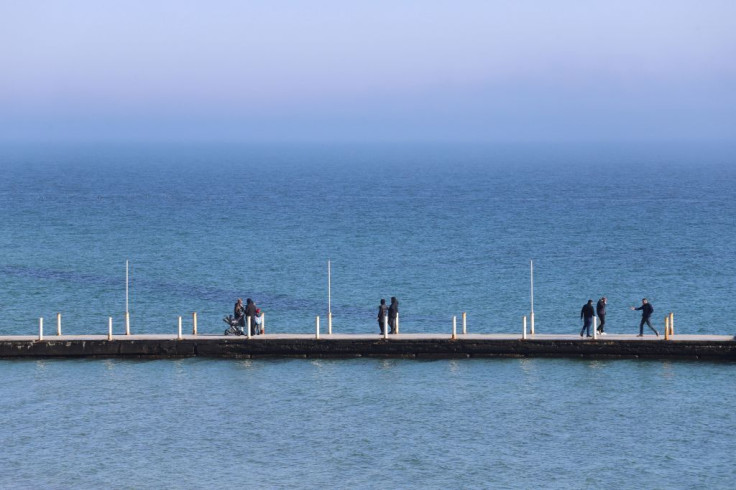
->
<box><xmin>1</xmin><ymin>333</ymin><xmax>735</xmax><ymax>360</ymax></box>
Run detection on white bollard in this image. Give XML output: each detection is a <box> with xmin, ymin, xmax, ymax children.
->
<box><xmin>593</xmin><ymin>317</ymin><xmax>598</xmax><ymax>340</ymax></box>
<box><xmin>452</xmin><ymin>316</ymin><xmax>457</xmax><ymax>340</ymax></box>
<box><xmin>316</xmin><ymin>315</ymin><xmax>320</xmax><ymax>339</ymax></box>
<box><xmin>522</xmin><ymin>315</ymin><xmax>527</xmax><ymax>340</ymax></box>
<box><xmin>247</xmin><ymin>316</ymin><xmax>252</xmax><ymax>339</ymax></box>
<box><xmin>328</xmin><ymin>312</ymin><xmax>332</xmax><ymax>335</ymax></box>
<box><xmin>462</xmin><ymin>312</ymin><xmax>467</xmax><ymax>335</ymax></box>
<box><xmin>383</xmin><ymin>315</ymin><xmax>388</xmax><ymax>339</ymax></box>
<box><xmin>177</xmin><ymin>316</ymin><xmax>182</xmax><ymax>340</ymax></box>
<box><xmin>38</xmin><ymin>317</ymin><xmax>44</xmax><ymax>341</ymax></box>
<box><xmin>396</xmin><ymin>313</ymin><xmax>400</xmax><ymax>334</ymax></box>
<box><xmin>57</xmin><ymin>313</ymin><xmax>62</xmax><ymax>336</ymax></box>
<box><xmin>530</xmin><ymin>312</ymin><xmax>535</xmax><ymax>335</ymax></box>
<box><xmin>108</xmin><ymin>317</ymin><xmax>113</xmax><ymax>340</ymax></box>
<box><xmin>125</xmin><ymin>312</ymin><xmax>130</xmax><ymax>335</ymax></box>
<box><xmin>192</xmin><ymin>312</ymin><xmax>198</xmax><ymax>335</ymax></box>
<box><xmin>261</xmin><ymin>313</ymin><xmax>266</xmax><ymax>335</ymax></box>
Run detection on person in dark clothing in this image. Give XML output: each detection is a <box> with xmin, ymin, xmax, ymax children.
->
<box><xmin>234</xmin><ymin>298</ymin><xmax>245</xmax><ymax>331</ymax></box>
<box><xmin>580</xmin><ymin>299</ymin><xmax>594</xmax><ymax>337</ymax></box>
<box><xmin>377</xmin><ymin>299</ymin><xmax>388</xmax><ymax>334</ymax></box>
<box><xmin>388</xmin><ymin>297</ymin><xmax>399</xmax><ymax>334</ymax></box>
<box><xmin>596</xmin><ymin>297</ymin><xmax>607</xmax><ymax>334</ymax></box>
<box><xmin>245</xmin><ymin>298</ymin><xmax>258</xmax><ymax>335</ymax></box>
<box><xmin>631</xmin><ymin>298</ymin><xmax>658</xmax><ymax>337</ymax></box>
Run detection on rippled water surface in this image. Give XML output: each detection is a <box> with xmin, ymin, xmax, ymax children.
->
<box><xmin>1</xmin><ymin>142</ymin><xmax>735</xmax><ymax>487</ymax></box>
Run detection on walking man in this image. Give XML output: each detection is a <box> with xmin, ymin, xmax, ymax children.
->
<box><xmin>596</xmin><ymin>297</ymin><xmax>607</xmax><ymax>334</ymax></box>
<box><xmin>580</xmin><ymin>299</ymin><xmax>594</xmax><ymax>337</ymax></box>
<box><xmin>631</xmin><ymin>298</ymin><xmax>659</xmax><ymax>337</ymax></box>
<box><xmin>377</xmin><ymin>299</ymin><xmax>388</xmax><ymax>334</ymax></box>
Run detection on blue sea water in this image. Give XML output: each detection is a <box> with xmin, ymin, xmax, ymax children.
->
<box><xmin>1</xmin><ymin>142</ymin><xmax>735</xmax><ymax>488</ymax></box>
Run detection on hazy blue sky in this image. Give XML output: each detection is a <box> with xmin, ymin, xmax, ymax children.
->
<box><xmin>1</xmin><ymin>0</ymin><xmax>734</xmax><ymax>142</ymax></box>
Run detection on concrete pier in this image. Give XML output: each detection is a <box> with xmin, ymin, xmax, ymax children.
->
<box><xmin>0</xmin><ymin>333</ymin><xmax>734</xmax><ymax>360</ymax></box>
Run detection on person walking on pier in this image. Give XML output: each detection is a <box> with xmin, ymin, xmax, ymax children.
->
<box><xmin>580</xmin><ymin>299</ymin><xmax>594</xmax><ymax>337</ymax></box>
<box><xmin>377</xmin><ymin>299</ymin><xmax>388</xmax><ymax>334</ymax></box>
<box><xmin>234</xmin><ymin>298</ymin><xmax>246</xmax><ymax>333</ymax></box>
<box><xmin>631</xmin><ymin>298</ymin><xmax>659</xmax><ymax>337</ymax></box>
<box><xmin>245</xmin><ymin>298</ymin><xmax>258</xmax><ymax>335</ymax></box>
<box><xmin>388</xmin><ymin>297</ymin><xmax>399</xmax><ymax>334</ymax></box>
<box><xmin>596</xmin><ymin>297</ymin><xmax>607</xmax><ymax>335</ymax></box>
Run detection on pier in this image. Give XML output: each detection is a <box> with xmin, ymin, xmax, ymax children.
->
<box><xmin>1</xmin><ymin>333</ymin><xmax>734</xmax><ymax>360</ymax></box>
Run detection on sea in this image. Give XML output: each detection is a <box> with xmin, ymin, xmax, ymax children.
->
<box><xmin>0</xmin><ymin>141</ymin><xmax>734</xmax><ymax>488</ymax></box>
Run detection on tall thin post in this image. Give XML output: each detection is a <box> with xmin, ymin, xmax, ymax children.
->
<box><xmin>316</xmin><ymin>315</ymin><xmax>320</xmax><ymax>339</ymax></box>
<box><xmin>125</xmin><ymin>312</ymin><xmax>130</xmax><ymax>335</ymax></box>
<box><xmin>125</xmin><ymin>259</ymin><xmax>129</xmax><ymax>317</ymax></box>
<box><xmin>57</xmin><ymin>313</ymin><xmax>62</xmax><ymax>336</ymax></box>
<box><xmin>383</xmin><ymin>315</ymin><xmax>388</xmax><ymax>339</ymax></box>
<box><xmin>192</xmin><ymin>312</ymin><xmax>198</xmax><ymax>335</ymax></box>
<box><xmin>452</xmin><ymin>316</ymin><xmax>457</xmax><ymax>340</ymax></box>
<box><xmin>108</xmin><ymin>317</ymin><xmax>113</xmax><ymax>340</ymax></box>
<box><xmin>39</xmin><ymin>317</ymin><xmax>44</xmax><ymax>341</ymax></box>
<box><xmin>327</xmin><ymin>260</ymin><xmax>331</xmax><ymax>333</ymax></box>
<box><xmin>664</xmin><ymin>316</ymin><xmax>670</xmax><ymax>340</ymax></box>
<box><xmin>462</xmin><ymin>312</ymin><xmax>467</xmax><ymax>335</ymax></box>
<box><xmin>593</xmin><ymin>316</ymin><xmax>598</xmax><ymax>340</ymax></box>
<box><xmin>530</xmin><ymin>260</ymin><xmax>535</xmax><ymax>335</ymax></box>
<box><xmin>522</xmin><ymin>315</ymin><xmax>527</xmax><ymax>340</ymax></box>
<box><xmin>396</xmin><ymin>312</ymin><xmax>400</xmax><ymax>334</ymax></box>
<box><xmin>247</xmin><ymin>316</ymin><xmax>252</xmax><ymax>339</ymax></box>
<box><xmin>261</xmin><ymin>313</ymin><xmax>266</xmax><ymax>335</ymax></box>
<box><xmin>177</xmin><ymin>316</ymin><xmax>182</xmax><ymax>340</ymax></box>
<box><xmin>669</xmin><ymin>312</ymin><xmax>674</xmax><ymax>336</ymax></box>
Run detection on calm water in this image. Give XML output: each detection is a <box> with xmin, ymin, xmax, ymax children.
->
<box><xmin>1</xmin><ymin>142</ymin><xmax>735</xmax><ymax>487</ymax></box>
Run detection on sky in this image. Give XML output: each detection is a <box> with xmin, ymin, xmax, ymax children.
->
<box><xmin>0</xmin><ymin>0</ymin><xmax>734</xmax><ymax>143</ymax></box>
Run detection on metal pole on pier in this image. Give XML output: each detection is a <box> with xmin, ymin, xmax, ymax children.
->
<box><xmin>327</xmin><ymin>260</ymin><xmax>332</xmax><ymax>334</ymax></box>
<box><xmin>316</xmin><ymin>315</ymin><xmax>320</xmax><ymax>339</ymax></box>
<box><xmin>108</xmin><ymin>317</ymin><xmax>113</xmax><ymax>340</ymax></box>
<box><xmin>670</xmin><ymin>312</ymin><xmax>674</xmax><ymax>336</ymax></box>
<box><xmin>192</xmin><ymin>312</ymin><xmax>198</xmax><ymax>335</ymax></box>
<box><xmin>125</xmin><ymin>260</ymin><xmax>130</xmax><ymax>333</ymax></box>
<box><xmin>261</xmin><ymin>313</ymin><xmax>266</xmax><ymax>335</ymax></box>
<box><xmin>177</xmin><ymin>316</ymin><xmax>182</xmax><ymax>340</ymax></box>
<box><xmin>39</xmin><ymin>317</ymin><xmax>44</xmax><ymax>341</ymax></box>
<box><xmin>530</xmin><ymin>260</ymin><xmax>535</xmax><ymax>335</ymax></box>
<box><xmin>57</xmin><ymin>313</ymin><xmax>62</xmax><ymax>336</ymax></box>
<box><xmin>462</xmin><ymin>312</ymin><xmax>467</xmax><ymax>335</ymax></box>
<box><xmin>396</xmin><ymin>312</ymin><xmax>400</xmax><ymax>335</ymax></box>
<box><xmin>383</xmin><ymin>315</ymin><xmax>388</xmax><ymax>339</ymax></box>
<box><xmin>247</xmin><ymin>316</ymin><xmax>252</xmax><ymax>339</ymax></box>
<box><xmin>452</xmin><ymin>316</ymin><xmax>457</xmax><ymax>340</ymax></box>
<box><xmin>593</xmin><ymin>317</ymin><xmax>598</xmax><ymax>340</ymax></box>
<box><xmin>664</xmin><ymin>315</ymin><xmax>670</xmax><ymax>340</ymax></box>
<box><xmin>522</xmin><ymin>315</ymin><xmax>527</xmax><ymax>340</ymax></box>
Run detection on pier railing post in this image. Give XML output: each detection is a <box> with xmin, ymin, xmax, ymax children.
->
<box><xmin>192</xmin><ymin>312</ymin><xmax>198</xmax><ymax>335</ymax></box>
<box><xmin>39</xmin><ymin>317</ymin><xmax>44</xmax><ymax>341</ymax></box>
<box><xmin>669</xmin><ymin>312</ymin><xmax>674</xmax><ymax>336</ymax></box>
<box><xmin>316</xmin><ymin>315</ymin><xmax>320</xmax><ymax>339</ymax></box>
<box><xmin>177</xmin><ymin>316</ymin><xmax>182</xmax><ymax>340</ymax></box>
<box><xmin>125</xmin><ymin>312</ymin><xmax>130</xmax><ymax>335</ymax></box>
<box><xmin>383</xmin><ymin>315</ymin><xmax>388</xmax><ymax>339</ymax></box>
<box><xmin>57</xmin><ymin>313</ymin><xmax>62</xmax><ymax>336</ymax></box>
<box><xmin>664</xmin><ymin>315</ymin><xmax>670</xmax><ymax>340</ymax></box>
<box><xmin>261</xmin><ymin>313</ymin><xmax>266</xmax><ymax>335</ymax></box>
<box><xmin>247</xmin><ymin>316</ymin><xmax>252</xmax><ymax>339</ymax></box>
<box><xmin>593</xmin><ymin>317</ymin><xmax>598</xmax><ymax>340</ymax></box>
<box><xmin>396</xmin><ymin>313</ymin><xmax>400</xmax><ymax>335</ymax></box>
<box><xmin>462</xmin><ymin>312</ymin><xmax>467</xmax><ymax>335</ymax></box>
<box><xmin>452</xmin><ymin>316</ymin><xmax>457</xmax><ymax>340</ymax></box>
<box><xmin>530</xmin><ymin>312</ymin><xmax>535</xmax><ymax>335</ymax></box>
<box><xmin>522</xmin><ymin>315</ymin><xmax>527</xmax><ymax>340</ymax></box>
<box><xmin>108</xmin><ymin>317</ymin><xmax>113</xmax><ymax>341</ymax></box>
<box><xmin>328</xmin><ymin>312</ymin><xmax>332</xmax><ymax>335</ymax></box>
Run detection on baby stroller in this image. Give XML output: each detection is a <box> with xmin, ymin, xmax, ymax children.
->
<box><xmin>223</xmin><ymin>315</ymin><xmax>246</xmax><ymax>335</ymax></box>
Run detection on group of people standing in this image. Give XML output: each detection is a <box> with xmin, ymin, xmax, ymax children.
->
<box><xmin>234</xmin><ymin>298</ymin><xmax>264</xmax><ymax>335</ymax></box>
<box><xmin>580</xmin><ymin>297</ymin><xmax>659</xmax><ymax>337</ymax></box>
<box><xmin>377</xmin><ymin>297</ymin><xmax>399</xmax><ymax>334</ymax></box>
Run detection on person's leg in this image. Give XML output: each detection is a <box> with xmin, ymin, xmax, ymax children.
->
<box><xmin>639</xmin><ymin>318</ymin><xmax>645</xmax><ymax>336</ymax></box>
<box><xmin>598</xmin><ymin>315</ymin><xmax>605</xmax><ymax>333</ymax></box>
<box><xmin>646</xmin><ymin>318</ymin><xmax>659</xmax><ymax>336</ymax></box>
